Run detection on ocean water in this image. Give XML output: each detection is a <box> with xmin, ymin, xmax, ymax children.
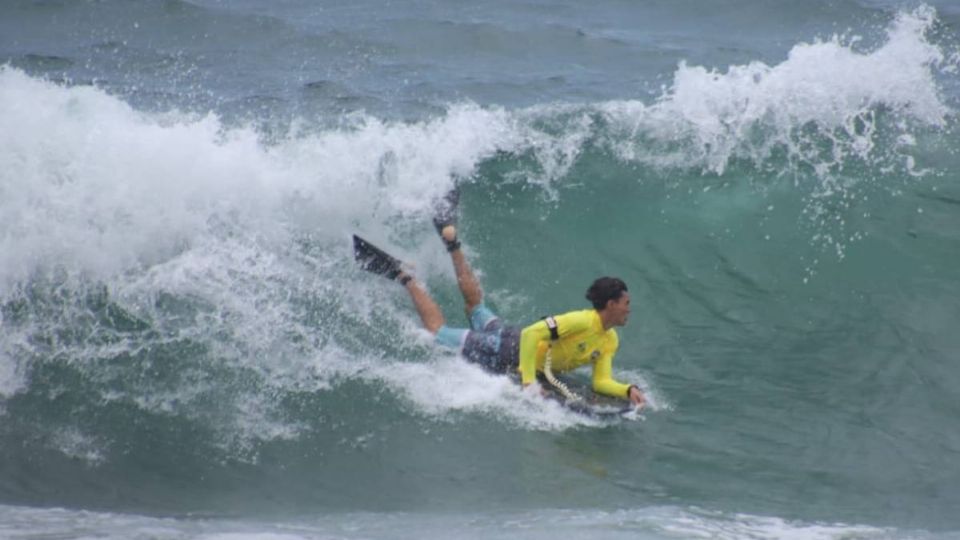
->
<box><xmin>2</xmin><ymin>1</ymin><xmax>960</xmax><ymax>538</ymax></box>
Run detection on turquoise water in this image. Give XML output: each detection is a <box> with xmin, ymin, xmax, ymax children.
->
<box><xmin>1</xmin><ymin>1</ymin><xmax>959</xmax><ymax>538</ymax></box>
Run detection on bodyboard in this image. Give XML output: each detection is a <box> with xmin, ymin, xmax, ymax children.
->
<box><xmin>534</xmin><ymin>373</ymin><xmax>636</xmax><ymax>419</ymax></box>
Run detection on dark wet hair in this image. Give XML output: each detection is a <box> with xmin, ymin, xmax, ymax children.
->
<box><xmin>585</xmin><ymin>277</ymin><xmax>628</xmax><ymax>310</ymax></box>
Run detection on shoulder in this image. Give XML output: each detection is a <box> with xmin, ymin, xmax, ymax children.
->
<box><xmin>554</xmin><ymin>309</ymin><xmax>595</xmax><ymax>331</ymax></box>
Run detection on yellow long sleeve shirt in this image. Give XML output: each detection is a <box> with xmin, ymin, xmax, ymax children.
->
<box><xmin>518</xmin><ymin>309</ymin><xmax>631</xmax><ymax>399</ymax></box>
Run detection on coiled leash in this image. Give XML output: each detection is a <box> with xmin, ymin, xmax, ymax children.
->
<box><xmin>541</xmin><ymin>316</ymin><xmax>581</xmax><ymax>402</ymax></box>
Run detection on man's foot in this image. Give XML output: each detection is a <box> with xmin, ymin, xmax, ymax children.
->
<box><xmin>353</xmin><ymin>234</ymin><xmax>411</xmax><ymax>285</ymax></box>
<box><xmin>396</xmin><ymin>271</ymin><xmax>413</xmax><ymax>286</ymax></box>
<box><xmin>432</xmin><ymin>186</ymin><xmax>461</xmax><ymax>252</ymax></box>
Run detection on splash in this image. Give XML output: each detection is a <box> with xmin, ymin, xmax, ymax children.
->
<box><xmin>2</xmin><ymin>5</ymin><xmax>951</xmax><ymax>288</ymax></box>
<box><xmin>0</xmin><ymin>67</ymin><xmax>500</xmax><ymax>290</ymax></box>
<box><xmin>597</xmin><ymin>5</ymin><xmax>954</xmax><ymax>263</ymax></box>
<box><xmin>601</xmin><ymin>5</ymin><xmax>950</xmax><ymax>176</ymax></box>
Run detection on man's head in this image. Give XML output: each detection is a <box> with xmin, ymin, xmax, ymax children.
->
<box><xmin>586</xmin><ymin>277</ymin><xmax>630</xmax><ymax>327</ymax></box>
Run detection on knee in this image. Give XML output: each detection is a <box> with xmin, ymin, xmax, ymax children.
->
<box><xmin>435</xmin><ymin>326</ymin><xmax>467</xmax><ymax>349</ymax></box>
<box><xmin>425</xmin><ymin>319</ymin><xmax>444</xmax><ymax>334</ymax></box>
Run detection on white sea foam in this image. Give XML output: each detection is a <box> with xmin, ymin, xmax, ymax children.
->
<box><xmin>0</xmin><ymin>503</ymin><xmax>949</xmax><ymax>540</ymax></box>
<box><xmin>0</xmin><ymin>6</ymin><xmax>951</xmax><ymax>289</ymax></box>
<box><xmin>613</xmin><ymin>368</ymin><xmax>670</xmax><ymax>412</ymax></box>
<box><xmin>48</xmin><ymin>427</ymin><xmax>106</xmax><ymax>467</ymax></box>
<box><xmin>369</xmin><ymin>352</ymin><xmax>617</xmax><ymax>430</ymax></box>
<box><xmin>600</xmin><ymin>5</ymin><xmax>951</xmax><ymax>176</ymax></box>
<box><xmin>0</xmin><ymin>6</ymin><xmax>950</xmax><ymax>291</ymax></box>
<box><xmin>0</xmin><ymin>64</ymin><xmax>591</xmax><ymax>294</ymax></box>
<box><xmin>0</xmin><ymin>67</ymin><xmax>514</xmax><ymax>291</ymax></box>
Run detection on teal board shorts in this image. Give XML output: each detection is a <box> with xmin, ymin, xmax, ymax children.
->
<box><xmin>435</xmin><ymin>304</ymin><xmax>520</xmax><ymax>373</ymax></box>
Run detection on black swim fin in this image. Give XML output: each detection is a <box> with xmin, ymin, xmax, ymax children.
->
<box><xmin>353</xmin><ymin>235</ymin><xmax>404</xmax><ymax>282</ymax></box>
<box><xmin>432</xmin><ymin>186</ymin><xmax>461</xmax><ymax>251</ymax></box>
<box><xmin>432</xmin><ymin>186</ymin><xmax>460</xmax><ymax>234</ymax></box>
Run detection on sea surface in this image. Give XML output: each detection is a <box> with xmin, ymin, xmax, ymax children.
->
<box><xmin>2</xmin><ymin>1</ymin><xmax>960</xmax><ymax>538</ymax></box>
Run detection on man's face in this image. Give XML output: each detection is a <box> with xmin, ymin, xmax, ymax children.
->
<box><xmin>607</xmin><ymin>292</ymin><xmax>631</xmax><ymax>327</ymax></box>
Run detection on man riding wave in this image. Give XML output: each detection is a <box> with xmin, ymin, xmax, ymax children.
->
<box><xmin>354</xmin><ymin>188</ymin><xmax>646</xmax><ymax>408</ymax></box>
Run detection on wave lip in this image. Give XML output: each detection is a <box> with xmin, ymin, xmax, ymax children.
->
<box><xmin>1</xmin><ymin>5</ymin><xmax>953</xmax><ymax>289</ymax></box>
<box><xmin>601</xmin><ymin>5</ymin><xmax>952</xmax><ymax>175</ymax></box>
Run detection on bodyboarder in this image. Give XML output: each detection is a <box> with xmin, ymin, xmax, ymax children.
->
<box><xmin>353</xmin><ymin>188</ymin><xmax>646</xmax><ymax>408</ymax></box>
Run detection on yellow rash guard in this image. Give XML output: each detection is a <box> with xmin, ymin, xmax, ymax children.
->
<box><xmin>518</xmin><ymin>309</ymin><xmax>631</xmax><ymax>399</ymax></box>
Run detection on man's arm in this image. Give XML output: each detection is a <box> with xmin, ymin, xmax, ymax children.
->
<box><xmin>518</xmin><ymin>321</ymin><xmax>552</xmax><ymax>385</ymax></box>
<box><xmin>591</xmin><ymin>352</ymin><xmax>631</xmax><ymax>398</ymax></box>
<box><xmin>592</xmin><ymin>349</ymin><xmax>645</xmax><ymax>406</ymax></box>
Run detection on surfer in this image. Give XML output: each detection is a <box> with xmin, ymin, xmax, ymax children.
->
<box><xmin>353</xmin><ymin>188</ymin><xmax>646</xmax><ymax>408</ymax></box>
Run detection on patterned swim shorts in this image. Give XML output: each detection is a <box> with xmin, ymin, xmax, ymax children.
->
<box><xmin>434</xmin><ymin>304</ymin><xmax>520</xmax><ymax>373</ymax></box>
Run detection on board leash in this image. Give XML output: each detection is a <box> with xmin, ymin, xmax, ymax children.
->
<box><xmin>543</xmin><ymin>349</ymin><xmax>581</xmax><ymax>403</ymax></box>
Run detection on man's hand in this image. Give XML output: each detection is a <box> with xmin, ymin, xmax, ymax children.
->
<box><xmin>522</xmin><ymin>382</ymin><xmax>550</xmax><ymax>398</ymax></box>
<box><xmin>628</xmin><ymin>385</ymin><xmax>646</xmax><ymax>409</ymax></box>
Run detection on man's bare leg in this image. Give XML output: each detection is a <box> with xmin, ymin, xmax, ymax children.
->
<box><xmin>442</xmin><ymin>226</ymin><xmax>483</xmax><ymax>316</ymax></box>
<box><xmin>398</xmin><ymin>224</ymin><xmax>479</xmax><ymax>334</ymax></box>
<box><xmin>400</xmin><ymin>273</ymin><xmax>445</xmax><ymax>334</ymax></box>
